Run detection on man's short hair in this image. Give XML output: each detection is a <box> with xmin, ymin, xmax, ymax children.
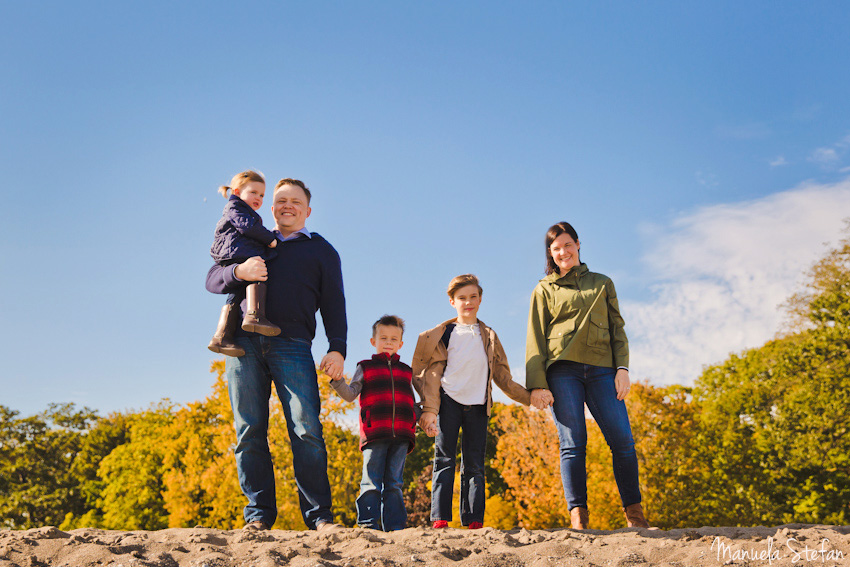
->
<box><xmin>372</xmin><ymin>314</ymin><xmax>405</xmax><ymax>337</ymax></box>
<box><xmin>447</xmin><ymin>274</ymin><xmax>483</xmax><ymax>299</ymax></box>
<box><xmin>274</xmin><ymin>178</ymin><xmax>312</xmax><ymax>204</ymax></box>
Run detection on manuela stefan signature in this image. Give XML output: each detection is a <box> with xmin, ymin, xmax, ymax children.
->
<box><xmin>711</xmin><ymin>536</ymin><xmax>845</xmax><ymax>564</ymax></box>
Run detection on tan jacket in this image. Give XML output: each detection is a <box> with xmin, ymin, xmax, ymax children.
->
<box><xmin>412</xmin><ymin>318</ymin><xmax>531</xmax><ymax>416</ymax></box>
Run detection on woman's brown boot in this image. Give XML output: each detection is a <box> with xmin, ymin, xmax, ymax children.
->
<box><xmin>623</xmin><ymin>503</ymin><xmax>649</xmax><ymax>528</ymax></box>
<box><xmin>208</xmin><ymin>304</ymin><xmax>246</xmax><ymax>357</ymax></box>
<box><xmin>570</xmin><ymin>507</ymin><xmax>589</xmax><ymax>529</ymax></box>
<box><xmin>242</xmin><ymin>282</ymin><xmax>281</xmax><ymax>336</ymax></box>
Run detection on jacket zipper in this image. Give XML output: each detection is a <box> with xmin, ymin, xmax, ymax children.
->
<box><xmin>388</xmin><ymin>359</ymin><xmax>396</xmax><ymax>438</ymax></box>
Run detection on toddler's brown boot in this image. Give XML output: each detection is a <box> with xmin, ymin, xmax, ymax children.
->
<box><xmin>242</xmin><ymin>282</ymin><xmax>281</xmax><ymax>336</ymax></box>
<box><xmin>208</xmin><ymin>304</ymin><xmax>246</xmax><ymax>357</ymax></box>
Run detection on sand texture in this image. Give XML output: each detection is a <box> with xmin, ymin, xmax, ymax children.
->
<box><xmin>1</xmin><ymin>524</ymin><xmax>849</xmax><ymax>567</ymax></box>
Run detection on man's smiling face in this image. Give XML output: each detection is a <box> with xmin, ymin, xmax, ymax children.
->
<box><xmin>271</xmin><ymin>183</ymin><xmax>312</xmax><ymax>236</ymax></box>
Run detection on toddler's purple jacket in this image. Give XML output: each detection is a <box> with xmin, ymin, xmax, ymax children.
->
<box><xmin>210</xmin><ymin>194</ymin><xmax>277</xmax><ymax>263</ymax></box>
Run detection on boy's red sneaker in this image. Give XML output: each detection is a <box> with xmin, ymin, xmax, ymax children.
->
<box><xmin>432</xmin><ymin>520</ymin><xmax>449</xmax><ymax>529</ymax></box>
<box><xmin>468</xmin><ymin>522</ymin><xmax>484</xmax><ymax>530</ymax></box>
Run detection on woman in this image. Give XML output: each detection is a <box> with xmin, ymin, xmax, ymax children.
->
<box><xmin>525</xmin><ymin>221</ymin><xmax>649</xmax><ymax>529</ymax></box>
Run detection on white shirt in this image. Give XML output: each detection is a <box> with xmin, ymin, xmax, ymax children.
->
<box><xmin>441</xmin><ymin>323</ymin><xmax>489</xmax><ymax>406</ymax></box>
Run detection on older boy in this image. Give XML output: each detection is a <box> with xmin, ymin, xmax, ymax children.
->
<box><xmin>331</xmin><ymin>315</ymin><xmax>416</xmax><ymax>531</ymax></box>
<box><xmin>412</xmin><ymin>274</ymin><xmax>539</xmax><ymax>529</ymax></box>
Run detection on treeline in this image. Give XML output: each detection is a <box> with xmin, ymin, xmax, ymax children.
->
<box><xmin>2</xmin><ymin>230</ymin><xmax>848</xmax><ymax>530</ymax></box>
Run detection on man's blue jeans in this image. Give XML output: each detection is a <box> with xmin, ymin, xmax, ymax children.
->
<box><xmin>431</xmin><ymin>389</ymin><xmax>488</xmax><ymax>526</ymax></box>
<box><xmin>356</xmin><ymin>440</ymin><xmax>408</xmax><ymax>531</ymax></box>
<box><xmin>226</xmin><ymin>335</ymin><xmax>333</xmax><ymax>529</ymax></box>
<box><xmin>547</xmin><ymin>361</ymin><xmax>641</xmax><ymax>511</ymax></box>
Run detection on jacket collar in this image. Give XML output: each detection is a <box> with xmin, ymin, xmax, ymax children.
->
<box><xmin>372</xmin><ymin>352</ymin><xmax>400</xmax><ymax>363</ymax></box>
<box><xmin>546</xmin><ymin>263</ymin><xmax>589</xmax><ymax>286</ymax></box>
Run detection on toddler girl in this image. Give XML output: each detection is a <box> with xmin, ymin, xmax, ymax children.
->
<box><xmin>208</xmin><ymin>170</ymin><xmax>281</xmax><ymax>357</ymax></box>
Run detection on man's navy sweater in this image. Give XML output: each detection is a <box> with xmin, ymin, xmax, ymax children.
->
<box><xmin>205</xmin><ymin>232</ymin><xmax>347</xmax><ymax>357</ymax></box>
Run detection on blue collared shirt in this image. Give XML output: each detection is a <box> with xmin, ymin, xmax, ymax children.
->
<box><xmin>276</xmin><ymin>226</ymin><xmax>312</xmax><ymax>242</ymax></box>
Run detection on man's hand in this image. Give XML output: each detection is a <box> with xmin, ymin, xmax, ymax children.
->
<box><xmin>320</xmin><ymin>351</ymin><xmax>344</xmax><ymax>381</ymax></box>
<box><xmin>419</xmin><ymin>412</ymin><xmax>438</xmax><ymax>437</ymax></box>
<box><xmin>268</xmin><ymin>239</ymin><xmax>278</xmax><ymax>248</ymax></box>
<box><xmin>234</xmin><ymin>257</ymin><xmax>267</xmax><ymax>282</ymax></box>
<box><xmin>615</xmin><ymin>368</ymin><xmax>631</xmax><ymax>400</ymax></box>
<box><xmin>530</xmin><ymin>388</ymin><xmax>554</xmax><ymax>410</ymax></box>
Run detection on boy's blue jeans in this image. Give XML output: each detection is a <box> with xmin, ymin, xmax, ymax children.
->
<box><xmin>226</xmin><ymin>335</ymin><xmax>333</xmax><ymax>529</ymax></box>
<box><xmin>547</xmin><ymin>361</ymin><xmax>642</xmax><ymax>511</ymax></box>
<box><xmin>356</xmin><ymin>440</ymin><xmax>408</xmax><ymax>531</ymax></box>
<box><xmin>431</xmin><ymin>389</ymin><xmax>488</xmax><ymax>526</ymax></box>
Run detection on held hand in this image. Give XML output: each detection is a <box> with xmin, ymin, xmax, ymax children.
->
<box><xmin>320</xmin><ymin>351</ymin><xmax>344</xmax><ymax>381</ymax></box>
<box><xmin>268</xmin><ymin>239</ymin><xmax>278</xmax><ymax>248</ymax></box>
<box><xmin>234</xmin><ymin>256</ymin><xmax>268</xmax><ymax>282</ymax></box>
<box><xmin>530</xmin><ymin>388</ymin><xmax>554</xmax><ymax>410</ymax></box>
<box><xmin>419</xmin><ymin>412</ymin><xmax>438</xmax><ymax>437</ymax></box>
<box><xmin>615</xmin><ymin>369</ymin><xmax>631</xmax><ymax>400</ymax></box>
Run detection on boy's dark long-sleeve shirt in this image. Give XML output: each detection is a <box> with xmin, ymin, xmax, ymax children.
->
<box><xmin>205</xmin><ymin>231</ymin><xmax>347</xmax><ymax>357</ymax></box>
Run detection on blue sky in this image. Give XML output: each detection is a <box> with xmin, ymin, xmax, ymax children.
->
<box><xmin>3</xmin><ymin>2</ymin><xmax>850</xmax><ymax>416</ymax></box>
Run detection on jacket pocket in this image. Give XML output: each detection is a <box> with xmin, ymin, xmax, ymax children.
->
<box><xmin>547</xmin><ymin>319</ymin><xmax>576</xmax><ymax>358</ymax></box>
<box><xmin>361</xmin><ymin>408</ymin><xmax>371</xmax><ymax>428</ymax></box>
<box><xmin>587</xmin><ymin>311</ymin><xmax>610</xmax><ymax>349</ymax></box>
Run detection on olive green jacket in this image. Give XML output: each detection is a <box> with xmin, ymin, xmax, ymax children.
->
<box><xmin>525</xmin><ymin>263</ymin><xmax>629</xmax><ymax>390</ymax></box>
<box><xmin>412</xmin><ymin>318</ymin><xmax>531</xmax><ymax>416</ymax></box>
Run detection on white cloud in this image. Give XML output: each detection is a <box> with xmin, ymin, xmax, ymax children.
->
<box><xmin>808</xmin><ymin>147</ymin><xmax>839</xmax><ymax>164</ymax></box>
<box><xmin>769</xmin><ymin>156</ymin><xmax>788</xmax><ymax>167</ymax></box>
<box><xmin>624</xmin><ymin>179</ymin><xmax>850</xmax><ymax>386</ymax></box>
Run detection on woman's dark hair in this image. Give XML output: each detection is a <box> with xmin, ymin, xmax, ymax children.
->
<box><xmin>544</xmin><ymin>221</ymin><xmax>580</xmax><ymax>275</ymax></box>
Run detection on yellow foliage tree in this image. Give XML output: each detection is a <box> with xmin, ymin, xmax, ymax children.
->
<box><xmin>90</xmin><ymin>360</ymin><xmax>362</xmax><ymax>531</ymax></box>
<box><xmin>491</xmin><ymin>405</ymin><xmax>568</xmax><ymax>528</ymax></box>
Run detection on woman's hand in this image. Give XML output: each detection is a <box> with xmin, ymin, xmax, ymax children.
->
<box><xmin>615</xmin><ymin>368</ymin><xmax>631</xmax><ymax>400</ymax></box>
<box><xmin>530</xmin><ymin>388</ymin><xmax>554</xmax><ymax>410</ymax></box>
<box><xmin>234</xmin><ymin>256</ymin><xmax>268</xmax><ymax>281</ymax></box>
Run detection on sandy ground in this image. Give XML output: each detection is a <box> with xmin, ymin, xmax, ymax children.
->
<box><xmin>1</xmin><ymin>524</ymin><xmax>849</xmax><ymax>567</ymax></box>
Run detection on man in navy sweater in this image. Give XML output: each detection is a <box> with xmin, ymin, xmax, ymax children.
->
<box><xmin>206</xmin><ymin>178</ymin><xmax>346</xmax><ymax>531</ymax></box>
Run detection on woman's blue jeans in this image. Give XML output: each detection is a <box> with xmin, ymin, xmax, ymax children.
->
<box><xmin>547</xmin><ymin>361</ymin><xmax>641</xmax><ymax>510</ymax></box>
<box><xmin>357</xmin><ymin>440</ymin><xmax>408</xmax><ymax>531</ymax></box>
<box><xmin>431</xmin><ymin>389</ymin><xmax>488</xmax><ymax>525</ymax></box>
<box><xmin>226</xmin><ymin>335</ymin><xmax>333</xmax><ymax>529</ymax></box>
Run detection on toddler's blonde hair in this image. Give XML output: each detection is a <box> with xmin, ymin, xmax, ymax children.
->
<box><xmin>219</xmin><ymin>170</ymin><xmax>265</xmax><ymax>198</ymax></box>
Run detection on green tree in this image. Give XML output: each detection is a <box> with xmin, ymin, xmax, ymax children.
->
<box><xmin>0</xmin><ymin>404</ymin><xmax>99</xmax><ymax>529</ymax></box>
<box><xmin>691</xmin><ymin>225</ymin><xmax>850</xmax><ymax>526</ymax></box>
<box><xmin>96</xmin><ymin>404</ymin><xmax>175</xmax><ymax>530</ymax></box>
<box><xmin>628</xmin><ymin>383</ymin><xmax>711</xmax><ymax>528</ymax></box>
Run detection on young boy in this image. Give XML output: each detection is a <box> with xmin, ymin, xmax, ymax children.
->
<box><xmin>412</xmin><ymin>274</ymin><xmax>535</xmax><ymax>530</ymax></box>
<box><xmin>330</xmin><ymin>315</ymin><xmax>417</xmax><ymax>531</ymax></box>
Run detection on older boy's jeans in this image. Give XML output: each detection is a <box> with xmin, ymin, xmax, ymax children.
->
<box><xmin>226</xmin><ymin>335</ymin><xmax>333</xmax><ymax>529</ymax></box>
<box><xmin>431</xmin><ymin>389</ymin><xmax>488</xmax><ymax>526</ymax></box>
<box><xmin>547</xmin><ymin>361</ymin><xmax>641</xmax><ymax>511</ymax></box>
<box><xmin>356</xmin><ymin>440</ymin><xmax>408</xmax><ymax>531</ymax></box>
